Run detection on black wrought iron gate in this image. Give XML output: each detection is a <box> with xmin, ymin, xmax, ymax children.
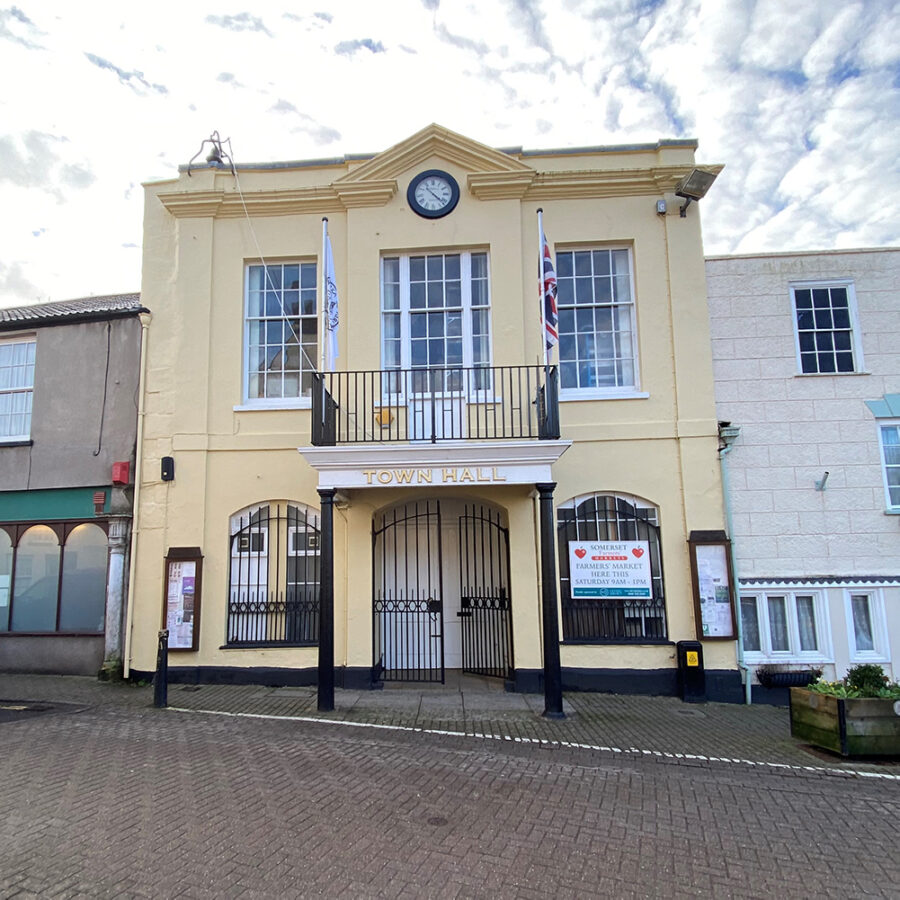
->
<box><xmin>458</xmin><ymin>504</ymin><xmax>513</xmax><ymax>679</ymax></box>
<box><xmin>373</xmin><ymin>500</ymin><xmax>445</xmax><ymax>682</ymax></box>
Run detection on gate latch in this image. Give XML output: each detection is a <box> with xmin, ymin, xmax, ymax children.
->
<box><xmin>427</xmin><ymin>599</ymin><xmax>441</xmax><ymax>614</ymax></box>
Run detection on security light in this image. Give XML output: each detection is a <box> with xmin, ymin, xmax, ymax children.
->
<box><xmin>675</xmin><ymin>168</ymin><xmax>719</xmax><ymax>217</ymax></box>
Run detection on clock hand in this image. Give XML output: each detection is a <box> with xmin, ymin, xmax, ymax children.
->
<box><xmin>427</xmin><ymin>188</ymin><xmax>443</xmax><ymax>201</ymax></box>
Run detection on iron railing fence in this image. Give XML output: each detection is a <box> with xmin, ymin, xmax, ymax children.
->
<box><xmin>227</xmin><ymin>503</ymin><xmax>320</xmax><ymax>647</ymax></box>
<box><xmin>312</xmin><ymin>364</ymin><xmax>559</xmax><ymax>445</ymax></box>
<box><xmin>227</xmin><ymin>590</ymin><xmax>320</xmax><ymax>646</ymax></box>
<box><xmin>557</xmin><ymin>495</ymin><xmax>668</xmax><ymax>643</ymax></box>
<box><xmin>560</xmin><ymin>597</ymin><xmax>668</xmax><ymax>644</ymax></box>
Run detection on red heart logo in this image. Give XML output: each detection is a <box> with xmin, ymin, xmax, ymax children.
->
<box><xmin>632</xmin><ymin>547</ymin><xmax>644</xmax><ymax>558</ymax></box>
<box><xmin>574</xmin><ymin>548</ymin><xmax>587</xmax><ymax>559</ymax></box>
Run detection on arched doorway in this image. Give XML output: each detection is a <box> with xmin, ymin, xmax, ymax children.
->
<box><xmin>372</xmin><ymin>498</ymin><xmax>512</xmax><ymax>683</ymax></box>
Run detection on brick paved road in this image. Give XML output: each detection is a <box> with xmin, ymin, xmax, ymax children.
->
<box><xmin>1</xmin><ymin>703</ymin><xmax>898</xmax><ymax>899</ymax></box>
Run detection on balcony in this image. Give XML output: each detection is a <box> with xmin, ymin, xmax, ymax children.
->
<box><xmin>311</xmin><ymin>364</ymin><xmax>560</xmax><ymax>446</ymax></box>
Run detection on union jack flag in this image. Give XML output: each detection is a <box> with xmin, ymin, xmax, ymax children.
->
<box><xmin>541</xmin><ymin>232</ymin><xmax>558</xmax><ymax>350</ymax></box>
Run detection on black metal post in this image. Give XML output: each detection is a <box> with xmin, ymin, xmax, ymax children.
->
<box><xmin>153</xmin><ymin>629</ymin><xmax>169</xmax><ymax>708</ymax></box>
<box><xmin>537</xmin><ymin>483</ymin><xmax>564</xmax><ymax>718</ymax></box>
<box><xmin>317</xmin><ymin>488</ymin><xmax>336</xmax><ymax>711</ymax></box>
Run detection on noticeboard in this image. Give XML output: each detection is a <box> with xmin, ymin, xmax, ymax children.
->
<box><xmin>688</xmin><ymin>531</ymin><xmax>736</xmax><ymax>641</ymax></box>
<box><xmin>162</xmin><ymin>547</ymin><xmax>203</xmax><ymax>651</ymax></box>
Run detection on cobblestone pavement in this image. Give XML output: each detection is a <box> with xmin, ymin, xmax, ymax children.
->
<box><xmin>0</xmin><ymin>675</ymin><xmax>899</xmax><ymax>898</ymax></box>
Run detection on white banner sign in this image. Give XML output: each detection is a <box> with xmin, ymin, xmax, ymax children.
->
<box><xmin>568</xmin><ymin>540</ymin><xmax>652</xmax><ymax>599</ymax></box>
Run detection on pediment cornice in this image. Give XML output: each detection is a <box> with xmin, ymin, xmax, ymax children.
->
<box><xmin>334</xmin><ymin>123</ymin><xmax>532</xmax><ymax>185</ymax></box>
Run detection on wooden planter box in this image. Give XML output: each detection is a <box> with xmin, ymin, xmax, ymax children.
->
<box><xmin>790</xmin><ymin>687</ymin><xmax>900</xmax><ymax>757</ymax></box>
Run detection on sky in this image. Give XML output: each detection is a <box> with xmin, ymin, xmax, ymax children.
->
<box><xmin>1</xmin><ymin>0</ymin><xmax>899</xmax><ymax>307</ymax></box>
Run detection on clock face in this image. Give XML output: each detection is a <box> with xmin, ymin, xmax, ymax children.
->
<box><xmin>407</xmin><ymin>169</ymin><xmax>460</xmax><ymax>218</ymax></box>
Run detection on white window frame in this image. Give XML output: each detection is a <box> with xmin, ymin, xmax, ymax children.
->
<box><xmin>0</xmin><ymin>335</ymin><xmax>36</xmax><ymax>442</ymax></box>
<box><xmin>739</xmin><ymin>590</ymin><xmax>831</xmax><ymax>664</ymax></box>
<box><xmin>240</xmin><ymin>261</ymin><xmax>318</xmax><ymax>410</ymax></box>
<box><xmin>380</xmin><ymin>250</ymin><xmax>493</xmax><ymax>401</ymax></box>
<box><xmin>789</xmin><ymin>279</ymin><xmax>864</xmax><ymax>376</ymax></box>
<box><xmin>876</xmin><ymin>419</ymin><xmax>900</xmax><ymax>512</ymax></box>
<box><xmin>843</xmin><ymin>589</ymin><xmax>890</xmax><ymax>663</ymax></box>
<box><xmin>555</xmin><ymin>245</ymin><xmax>643</xmax><ymax>400</ymax></box>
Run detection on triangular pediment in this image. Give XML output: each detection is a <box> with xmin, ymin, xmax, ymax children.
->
<box><xmin>334</xmin><ymin>123</ymin><xmax>532</xmax><ymax>185</ymax></box>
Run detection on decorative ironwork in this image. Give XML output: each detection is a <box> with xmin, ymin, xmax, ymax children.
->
<box><xmin>458</xmin><ymin>504</ymin><xmax>513</xmax><ymax>679</ymax></box>
<box><xmin>312</xmin><ymin>364</ymin><xmax>559</xmax><ymax>445</ymax></box>
<box><xmin>227</xmin><ymin>503</ymin><xmax>320</xmax><ymax>646</ymax></box>
<box><xmin>557</xmin><ymin>494</ymin><xmax>668</xmax><ymax>642</ymax></box>
<box><xmin>373</xmin><ymin>501</ymin><xmax>444</xmax><ymax>683</ymax></box>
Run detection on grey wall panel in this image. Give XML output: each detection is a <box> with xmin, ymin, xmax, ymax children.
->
<box><xmin>0</xmin><ymin>316</ymin><xmax>142</xmax><ymax>492</ymax></box>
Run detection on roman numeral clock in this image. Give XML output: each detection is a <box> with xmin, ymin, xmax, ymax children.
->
<box><xmin>407</xmin><ymin>169</ymin><xmax>460</xmax><ymax>218</ymax></box>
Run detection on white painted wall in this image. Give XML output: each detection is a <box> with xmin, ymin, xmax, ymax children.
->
<box><xmin>706</xmin><ymin>248</ymin><xmax>900</xmax><ymax>680</ymax></box>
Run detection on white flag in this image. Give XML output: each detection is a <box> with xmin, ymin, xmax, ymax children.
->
<box><xmin>324</xmin><ymin>230</ymin><xmax>339</xmax><ymax>370</ymax></box>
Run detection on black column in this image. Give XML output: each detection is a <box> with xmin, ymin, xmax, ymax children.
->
<box><xmin>317</xmin><ymin>488</ymin><xmax>336</xmax><ymax>712</ymax></box>
<box><xmin>537</xmin><ymin>482</ymin><xmax>564</xmax><ymax>718</ymax></box>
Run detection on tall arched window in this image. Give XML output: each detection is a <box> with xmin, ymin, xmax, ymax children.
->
<box><xmin>59</xmin><ymin>523</ymin><xmax>108</xmax><ymax>631</ymax></box>
<box><xmin>0</xmin><ymin>528</ymin><xmax>13</xmax><ymax>631</ymax></box>
<box><xmin>557</xmin><ymin>493</ymin><xmax>666</xmax><ymax>642</ymax></box>
<box><xmin>227</xmin><ymin>501</ymin><xmax>320</xmax><ymax>646</ymax></box>
<box><xmin>11</xmin><ymin>525</ymin><xmax>61</xmax><ymax>632</ymax></box>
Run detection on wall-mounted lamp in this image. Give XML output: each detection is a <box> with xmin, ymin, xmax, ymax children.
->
<box><xmin>815</xmin><ymin>471</ymin><xmax>830</xmax><ymax>491</ymax></box>
<box><xmin>675</xmin><ymin>168</ymin><xmax>719</xmax><ymax>217</ymax></box>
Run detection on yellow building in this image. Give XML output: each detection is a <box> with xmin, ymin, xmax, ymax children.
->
<box><xmin>127</xmin><ymin>124</ymin><xmax>740</xmax><ymax>705</ymax></box>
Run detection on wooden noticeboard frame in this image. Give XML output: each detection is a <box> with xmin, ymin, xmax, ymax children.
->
<box><xmin>688</xmin><ymin>530</ymin><xmax>737</xmax><ymax>641</ymax></box>
<box><xmin>162</xmin><ymin>547</ymin><xmax>203</xmax><ymax>651</ymax></box>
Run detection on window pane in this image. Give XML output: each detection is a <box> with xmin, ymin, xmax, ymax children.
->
<box><xmin>793</xmin><ymin>284</ymin><xmax>855</xmax><ymax>375</ymax></box>
<box><xmin>11</xmin><ymin>525</ymin><xmax>60</xmax><ymax>632</ymax></box>
<box><xmin>767</xmin><ymin>596</ymin><xmax>789</xmax><ymax>651</ymax></box>
<box><xmin>0</xmin><ymin>529</ymin><xmax>11</xmax><ymax>631</ymax></box>
<box><xmin>851</xmin><ymin>594</ymin><xmax>874</xmax><ymax>652</ymax></box>
<box><xmin>796</xmin><ymin>596</ymin><xmax>817</xmax><ymax>651</ymax></box>
<box><xmin>740</xmin><ymin>598</ymin><xmax>761</xmax><ymax>651</ymax></box>
<box><xmin>59</xmin><ymin>524</ymin><xmax>108</xmax><ymax>631</ymax></box>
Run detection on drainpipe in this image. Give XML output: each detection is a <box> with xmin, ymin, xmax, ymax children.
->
<box><xmin>123</xmin><ymin>311</ymin><xmax>151</xmax><ymax>679</ymax></box>
<box><xmin>718</xmin><ymin>422</ymin><xmax>751</xmax><ymax>704</ymax></box>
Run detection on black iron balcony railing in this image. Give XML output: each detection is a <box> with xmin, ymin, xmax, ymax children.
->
<box><xmin>311</xmin><ymin>364</ymin><xmax>559</xmax><ymax>445</ymax></box>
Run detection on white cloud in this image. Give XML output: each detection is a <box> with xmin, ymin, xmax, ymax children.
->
<box><xmin>0</xmin><ymin>0</ymin><xmax>896</xmax><ymax>305</ymax></box>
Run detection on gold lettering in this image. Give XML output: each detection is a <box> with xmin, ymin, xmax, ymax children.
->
<box><xmin>363</xmin><ymin>470</ymin><xmax>376</xmax><ymax>485</ymax></box>
<box><xmin>442</xmin><ymin>468</ymin><xmax>458</xmax><ymax>483</ymax></box>
<box><xmin>477</xmin><ymin>467</ymin><xmax>491</xmax><ymax>482</ymax></box>
<box><xmin>417</xmin><ymin>469</ymin><xmax>433</xmax><ymax>484</ymax></box>
<box><xmin>492</xmin><ymin>467</ymin><xmax>506</xmax><ymax>482</ymax></box>
<box><xmin>395</xmin><ymin>469</ymin><xmax>415</xmax><ymax>484</ymax></box>
<box><xmin>377</xmin><ymin>470</ymin><xmax>393</xmax><ymax>484</ymax></box>
<box><xmin>460</xmin><ymin>467</ymin><xmax>474</xmax><ymax>483</ymax></box>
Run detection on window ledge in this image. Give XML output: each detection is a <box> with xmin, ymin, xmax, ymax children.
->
<box><xmin>743</xmin><ymin>655</ymin><xmax>833</xmax><ymax>665</ymax></box>
<box><xmin>0</xmin><ymin>631</ymin><xmax>103</xmax><ymax>637</ymax></box>
<box><xmin>561</xmin><ymin>639</ymin><xmax>673</xmax><ymax>646</ymax></box>
<box><xmin>220</xmin><ymin>641</ymin><xmax>317</xmax><ymax>650</ymax></box>
<box><xmin>0</xmin><ymin>439</ymin><xmax>33</xmax><ymax>448</ymax></box>
<box><xmin>793</xmin><ymin>371</ymin><xmax>871</xmax><ymax>378</ymax></box>
<box><xmin>233</xmin><ymin>401</ymin><xmax>312</xmax><ymax>412</ymax></box>
<box><xmin>883</xmin><ymin>509</ymin><xmax>900</xmax><ymax>516</ymax></box>
<box><xmin>560</xmin><ymin>390</ymin><xmax>649</xmax><ymax>402</ymax></box>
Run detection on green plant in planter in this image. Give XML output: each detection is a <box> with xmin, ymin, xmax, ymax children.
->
<box><xmin>807</xmin><ymin>663</ymin><xmax>900</xmax><ymax>700</ymax></box>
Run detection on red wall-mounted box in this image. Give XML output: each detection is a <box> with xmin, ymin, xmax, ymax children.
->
<box><xmin>112</xmin><ymin>461</ymin><xmax>130</xmax><ymax>485</ymax></box>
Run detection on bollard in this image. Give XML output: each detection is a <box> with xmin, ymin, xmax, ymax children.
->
<box><xmin>154</xmin><ymin>629</ymin><xmax>169</xmax><ymax>708</ymax></box>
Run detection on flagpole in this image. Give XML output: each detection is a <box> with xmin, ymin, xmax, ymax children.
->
<box><xmin>321</xmin><ymin>217</ymin><xmax>328</xmax><ymax>374</ymax></box>
<box><xmin>537</xmin><ymin>208</ymin><xmax>548</xmax><ymax>369</ymax></box>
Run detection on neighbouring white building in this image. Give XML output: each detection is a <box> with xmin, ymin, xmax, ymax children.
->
<box><xmin>707</xmin><ymin>248</ymin><xmax>900</xmax><ymax>701</ymax></box>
